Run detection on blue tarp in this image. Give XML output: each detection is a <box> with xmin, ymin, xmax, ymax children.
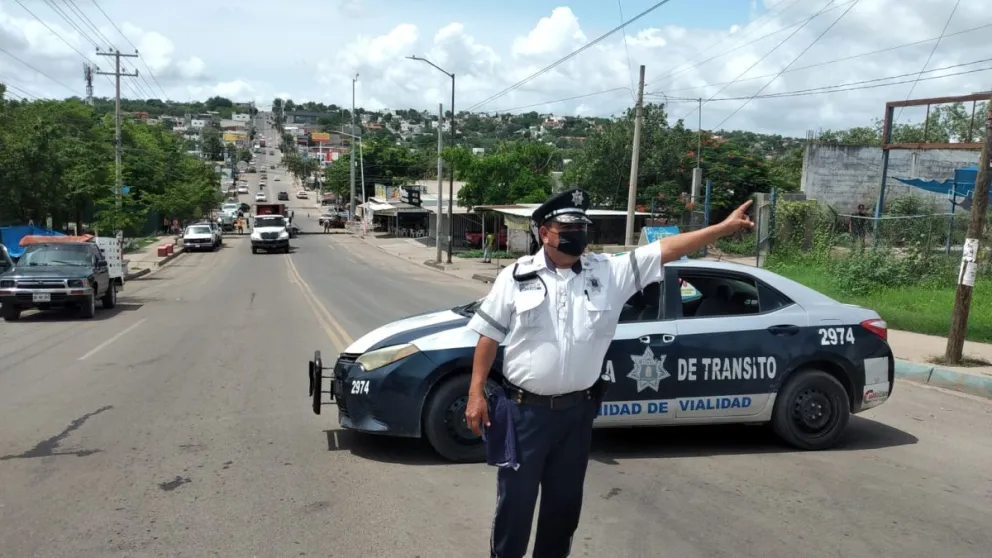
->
<box><xmin>0</xmin><ymin>226</ymin><xmax>66</xmax><ymax>258</ymax></box>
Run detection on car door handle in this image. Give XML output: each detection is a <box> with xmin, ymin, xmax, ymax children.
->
<box><xmin>641</xmin><ymin>334</ymin><xmax>676</xmax><ymax>344</ymax></box>
<box><xmin>767</xmin><ymin>324</ymin><xmax>799</xmax><ymax>336</ymax></box>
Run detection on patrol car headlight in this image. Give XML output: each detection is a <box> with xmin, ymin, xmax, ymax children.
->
<box><xmin>355</xmin><ymin>343</ymin><xmax>420</xmax><ymax>372</ymax></box>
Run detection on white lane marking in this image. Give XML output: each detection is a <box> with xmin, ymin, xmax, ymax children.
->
<box><xmin>78</xmin><ymin>318</ymin><xmax>147</xmax><ymax>361</ymax></box>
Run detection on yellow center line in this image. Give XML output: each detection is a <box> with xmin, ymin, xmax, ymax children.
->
<box><xmin>285</xmin><ymin>254</ymin><xmax>355</xmax><ymax>351</ymax></box>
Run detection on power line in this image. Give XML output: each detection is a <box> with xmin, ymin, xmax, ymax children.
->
<box><xmin>11</xmin><ymin>0</ymin><xmax>115</xmax><ymax>90</ymax></box>
<box><xmin>646</xmin><ymin>22</ymin><xmax>992</xmax><ymax>96</ymax></box>
<box><xmin>712</xmin><ymin>0</ymin><xmax>861</xmax><ymax>130</ymax></box>
<box><xmin>649</xmin><ymin>0</ymin><xmax>812</xmax><ymax>90</ymax></box>
<box><xmin>64</xmin><ymin>0</ymin><xmax>115</xmax><ymax>48</ymax></box>
<box><xmin>0</xmin><ymin>46</ymin><xmax>77</xmax><ymax>94</ymax></box>
<box><xmin>35</xmin><ymin>0</ymin><xmax>147</xmax><ymax>98</ymax></box>
<box><xmin>91</xmin><ymin>0</ymin><xmax>170</xmax><ymax>100</ymax></box>
<box><xmin>652</xmin><ymin>61</ymin><xmax>992</xmax><ymax>104</ymax></box>
<box><xmin>62</xmin><ymin>0</ymin><xmax>153</xmax><ymax>99</ymax></box>
<box><xmin>2</xmin><ymin>81</ymin><xmax>40</xmax><ymax>101</ymax></box>
<box><xmin>488</xmin><ymin>87</ymin><xmax>633</xmax><ymax>113</ymax></box>
<box><xmin>893</xmin><ymin>0</ymin><xmax>961</xmax><ymax>122</ymax></box>
<box><xmin>680</xmin><ymin>0</ymin><xmax>842</xmax><ymax>122</ymax></box>
<box><xmin>466</xmin><ymin>0</ymin><xmax>677</xmax><ymax>112</ymax></box>
<box><xmin>616</xmin><ymin>0</ymin><xmax>635</xmax><ymax>102</ymax></box>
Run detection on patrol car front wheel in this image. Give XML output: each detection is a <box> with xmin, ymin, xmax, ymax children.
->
<box><xmin>422</xmin><ymin>374</ymin><xmax>487</xmax><ymax>463</ymax></box>
<box><xmin>772</xmin><ymin>369</ymin><xmax>850</xmax><ymax>450</ymax></box>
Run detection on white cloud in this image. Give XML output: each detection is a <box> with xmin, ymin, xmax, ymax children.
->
<box><xmin>1</xmin><ymin>1</ymin><xmax>990</xmax><ymax>135</ymax></box>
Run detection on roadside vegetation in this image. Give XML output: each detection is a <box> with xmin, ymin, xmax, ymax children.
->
<box><xmin>719</xmin><ymin>198</ymin><xmax>992</xmax><ymax>342</ymax></box>
<box><xmin>0</xmin><ymin>86</ymin><xmax>228</xmax><ymax>235</ymax></box>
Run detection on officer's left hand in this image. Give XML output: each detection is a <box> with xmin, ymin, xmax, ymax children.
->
<box><xmin>720</xmin><ymin>200</ymin><xmax>755</xmax><ymax>234</ymax></box>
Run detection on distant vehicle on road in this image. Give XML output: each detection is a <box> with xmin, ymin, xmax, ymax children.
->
<box><xmin>183</xmin><ymin>224</ymin><xmax>218</xmax><ymax>252</ymax></box>
<box><xmin>318</xmin><ymin>211</ymin><xmax>346</xmax><ymax>229</ymax></box>
<box><xmin>255</xmin><ymin>192</ymin><xmax>267</xmax><ymax>202</ymax></box>
<box><xmin>250</xmin><ymin>214</ymin><xmax>291</xmax><ymax>254</ymax></box>
<box><xmin>307</xmin><ymin>258</ymin><xmax>895</xmax><ymax>462</ymax></box>
<box><xmin>296</xmin><ymin>191</ymin><xmax>308</xmax><ymax>199</ymax></box>
<box><xmin>274</xmin><ymin>177</ymin><xmax>281</xmax><ymax>182</ymax></box>
<box><xmin>277</xmin><ymin>191</ymin><xmax>289</xmax><ymax>201</ymax></box>
<box><xmin>0</xmin><ymin>238</ymin><xmax>123</xmax><ymax>321</ymax></box>
<box><xmin>237</xmin><ymin>185</ymin><xmax>249</xmax><ymax>194</ymax></box>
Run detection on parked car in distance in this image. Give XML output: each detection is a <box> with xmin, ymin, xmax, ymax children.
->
<box><xmin>274</xmin><ymin>177</ymin><xmax>280</xmax><ymax>182</ymax></box>
<box><xmin>237</xmin><ymin>185</ymin><xmax>249</xmax><ymax>194</ymax></box>
<box><xmin>183</xmin><ymin>224</ymin><xmax>217</xmax><ymax>251</ymax></box>
<box><xmin>296</xmin><ymin>191</ymin><xmax>308</xmax><ymax>199</ymax></box>
<box><xmin>255</xmin><ymin>192</ymin><xmax>268</xmax><ymax>202</ymax></box>
<box><xmin>277</xmin><ymin>191</ymin><xmax>289</xmax><ymax>201</ymax></box>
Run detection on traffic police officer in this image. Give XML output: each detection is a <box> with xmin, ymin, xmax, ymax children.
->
<box><xmin>465</xmin><ymin>188</ymin><xmax>754</xmax><ymax>558</ymax></box>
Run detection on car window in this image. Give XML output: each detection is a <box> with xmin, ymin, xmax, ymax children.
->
<box><xmin>619</xmin><ymin>281</ymin><xmax>662</xmax><ymax>323</ymax></box>
<box><xmin>677</xmin><ymin>271</ymin><xmax>793</xmax><ymax>318</ymax></box>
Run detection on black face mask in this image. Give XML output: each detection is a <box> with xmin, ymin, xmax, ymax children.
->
<box><xmin>554</xmin><ymin>230</ymin><xmax>588</xmax><ymax>257</ymax></box>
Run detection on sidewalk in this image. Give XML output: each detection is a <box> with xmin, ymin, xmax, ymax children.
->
<box><xmin>123</xmin><ymin>235</ymin><xmax>185</xmax><ymax>279</ymax></box>
<box><xmin>356</xmin><ymin>232</ymin><xmax>992</xmax><ymax>400</ymax></box>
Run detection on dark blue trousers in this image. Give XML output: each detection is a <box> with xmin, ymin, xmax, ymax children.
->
<box><xmin>490</xmin><ymin>398</ymin><xmax>598</xmax><ymax>558</ymax></box>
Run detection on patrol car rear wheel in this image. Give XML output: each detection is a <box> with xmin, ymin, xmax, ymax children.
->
<box><xmin>423</xmin><ymin>374</ymin><xmax>486</xmax><ymax>463</ymax></box>
<box><xmin>772</xmin><ymin>369</ymin><xmax>850</xmax><ymax>450</ymax></box>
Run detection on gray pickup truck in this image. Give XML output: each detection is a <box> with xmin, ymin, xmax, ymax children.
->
<box><xmin>0</xmin><ymin>241</ymin><xmax>120</xmax><ymax>321</ymax></box>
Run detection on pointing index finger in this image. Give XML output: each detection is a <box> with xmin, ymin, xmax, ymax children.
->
<box><xmin>738</xmin><ymin>199</ymin><xmax>754</xmax><ymax>212</ymax></box>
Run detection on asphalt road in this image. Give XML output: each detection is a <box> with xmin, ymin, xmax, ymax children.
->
<box><xmin>1</xmin><ymin>182</ymin><xmax>991</xmax><ymax>557</ymax></box>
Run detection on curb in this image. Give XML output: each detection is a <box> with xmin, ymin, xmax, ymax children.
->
<box><xmin>894</xmin><ymin>358</ymin><xmax>992</xmax><ymax>400</ymax></box>
<box><xmin>125</xmin><ymin>268</ymin><xmax>151</xmax><ymax>281</ymax></box>
<box><xmin>472</xmin><ymin>273</ymin><xmax>496</xmax><ymax>284</ymax></box>
<box><xmin>157</xmin><ymin>246</ymin><xmax>186</xmax><ymax>266</ymax></box>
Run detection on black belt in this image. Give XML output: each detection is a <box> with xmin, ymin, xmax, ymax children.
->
<box><xmin>502</xmin><ymin>383</ymin><xmax>595</xmax><ymax>410</ymax></box>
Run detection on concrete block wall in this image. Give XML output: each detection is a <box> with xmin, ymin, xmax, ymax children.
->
<box><xmin>800</xmin><ymin>144</ymin><xmax>979</xmax><ymax>213</ymax></box>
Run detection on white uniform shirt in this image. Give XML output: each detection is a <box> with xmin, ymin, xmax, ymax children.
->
<box><xmin>467</xmin><ymin>243</ymin><xmax>664</xmax><ymax>396</ymax></box>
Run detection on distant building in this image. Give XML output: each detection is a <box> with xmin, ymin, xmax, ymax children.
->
<box><xmin>286</xmin><ymin>111</ymin><xmax>323</xmax><ymax>125</ymax></box>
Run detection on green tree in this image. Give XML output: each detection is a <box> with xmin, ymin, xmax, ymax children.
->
<box><xmin>447</xmin><ymin>141</ymin><xmax>558</xmax><ymax>207</ymax></box>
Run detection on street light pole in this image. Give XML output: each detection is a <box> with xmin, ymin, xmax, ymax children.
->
<box><xmin>350</xmin><ymin>74</ymin><xmax>359</xmax><ymax>218</ymax></box>
<box><xmin>407</xmin><ymin>55</ymin><xmax>455</xmax><ymax>263</ymax></box>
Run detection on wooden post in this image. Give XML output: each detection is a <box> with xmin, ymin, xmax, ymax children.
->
<box><xmin>945</xmin><ymin>98</ymin><xmax>992</xmax><ymax>363</ymax></box>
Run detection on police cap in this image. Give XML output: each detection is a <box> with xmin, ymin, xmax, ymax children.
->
<box><xmin>531</xmin><ymin>188</ymin><xmax>592</xmax><ymax>227</ymax></box>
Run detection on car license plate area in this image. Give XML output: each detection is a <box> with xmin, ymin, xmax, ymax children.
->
<box><xmin>32</xmin><ymin>292</ymin><xmax>51</xmax><ymax>303</ymax></box>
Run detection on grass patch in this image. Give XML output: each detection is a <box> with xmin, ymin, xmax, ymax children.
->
<box><xmin>123</xmin><ymin>236</ymin><xmax>158</xmax><ymax>254</ymax></box>
<box><xmin>457</xmin><ymin>249</ymin><xmax>516</xmax><ymax>259</ymax></box>
<box><xmin>767</xmin><ymin>259</ymin><xmax>992</xmax><ymax>343</ymax></box>
<box><xmin>927</xmin><ymin>355</ymin><xmax>992</xmax><ymax>368</ymax></box>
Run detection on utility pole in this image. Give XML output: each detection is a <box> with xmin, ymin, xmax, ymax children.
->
<box><xmin>436</xmin><ymin>103</ymin><xmax>444</xmax><ymax>263</ymax></box>
<box><xmin>96</xmin><ymin>50</ymin><xmax>139</xmax><ymax>235</ymax></box>
<box><xmin>945</xmin><ymin>98</ymin><xmax>992</xmax><ymax>363</ymax></box>
<box><xmin>350</xmin><ymin>74</ymin><xmax>359</xmax><ymax>218</ymax></box>
<box><xmin>447</xmin><ymin>74</ymin><xmax>456</xmax><ymax>264</ymax></box>
<box><xmin>624</xmin><ymin>65</ymin><xmax>646</xmax><ymax>246</ymax></box>
<box><xmin>690</xmin><ymin>98</ymin><xmax>703</xmax><ymax>206</ymax></box>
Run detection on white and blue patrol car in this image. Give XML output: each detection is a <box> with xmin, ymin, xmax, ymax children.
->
<box><xmin>308</xmin><ymin>258</ymin><xmax>894</xmax><ymax>462</ymax></box>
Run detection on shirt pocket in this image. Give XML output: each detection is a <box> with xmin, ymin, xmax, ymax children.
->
<box><xmin>580</xmin><ymin>293</ymin><xmax>614</xmax><ymax>340</ymax></box>
<box><xmin>513</xmin><ymin>290</ymin><xmax>554</xmax><ymax>340</ymax></box>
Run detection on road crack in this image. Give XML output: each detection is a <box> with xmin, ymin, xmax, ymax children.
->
<box><xmin>0</xmin><ymin>405</ymin><xmax>112</xmax><ymax>461</ymax></box>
